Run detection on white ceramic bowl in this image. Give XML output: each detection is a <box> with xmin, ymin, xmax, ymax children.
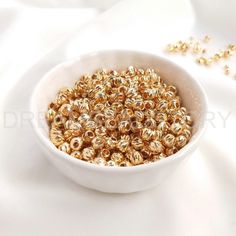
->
<box><xmin>30</xmin><ymin>50</ymin><xmax>208</xmax><ymax>193</ymax></box>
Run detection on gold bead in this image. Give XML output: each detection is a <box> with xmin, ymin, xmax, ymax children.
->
<box><xmin>78</xmin><ymin>113</ymin><xmax>90</xmax><ymax>124</ymax></box>
<box><xmin>93</xmin><ymin>157</ymin><xmax>106</xmax><ymax>166</ymax></box>
<box><xmin>144</xmin><ymin>100</ymin><xmax>155</xmax><ymax>109</ymax></box>
<box><xmin>100</xmin><ymin>148</ymin><xmax>110</xmax><ymax>159</ymax></box>
<box><xmin>70</xmin><ymin>137</ymin><xmax>83</xmax><ymax>151</ymax></box>
<box><xmin>130</xmin><ymin>121</ymin><xmax>143</xmax><ymax>133</ymax></box>
<box><xmin>94</xmin><ymin>103</ymin><xmax>105</xmax><ymax>112</ymax></box>
<box><xmin>58</xmin><ymin>103</ymin><xmax>71</xmax><ymax>117</ymax></box>
<box><xmin>56</xmin><ymin>93</ymin><xmax>68</xmax><ymax>106</ymax></box>
<box><xmin>95</xmin><ymin>126</ymin><xmax>107</xmax><ymax>137</ymax></box>
<box><xmin>82</xmin><ymin>147</ymin><xmax>95</xmax><ymax>160</ymax></box>
<box><xmin>105</xmin><ymin>119</ymin><xmax>117</xmax><ymax>131</ymax></box>
<box><xmin>58</xmin><ymin>142</ymin><xmax>71</xmax><ymax>154</ymax></box>
<box><xmin>176</xmin><ymin>135</ymin><xmax>187</xmax><ymax>148</ymax></box>
<box><xmin>144</xmin><ymin>118</ymin><xmax>157</xmax><ymax>130</ymax></box>
<box><xmin>155</xmin><ymin>112</ymin><xmax>167</xmax><ymax>122</ymax></box>
<box><xmin>157</xmin><ymin>100</ymin><xmax>168</xmax><ymax>111</ymax></box>
<box><xmin>165</xmin><ymin>147</ymin><xmax>178</xmax><ymax>156</ymax></box>
<box><xmin>104</xmin><ymin>108</ymin><xmax>116</xmax><ymax>118</ymax></box>
<box><xmin>144</xmin><ymin>109</ymin><xmax>156</xmax><ymax>119</ymax></box>
<box><xmin>53</xmin><ymin>114</ymin><xmax>67</xmax><ymax>128</ymax></box>
<box><xmin>141</xmin><ymin>128</ymin><xmax>155</xmax><ymax>141</ymax></box>
<box><xmin>117</xmin><ymin>138</ymin><xmax>130</xmax><ymax>153</ymax></box>
<box><xmin>107</xmin><ymin>160</ymin><xmax>117</xmax><ymax>167</ymax></box>
<box><xmin>162</xmin><ymin>133</ymin><xmax>175</xmax><ymax>148</ymax></box>
<box><xmin>64</xmin><ymin>120</ymin><xmax>83</xmax><ymax>133</ymax></box>
<box><xmin>94</xmin><ymin>113</ymin><xmax>105</xmax><ymax>125</ymax></box>
<box><xmin>182</xmin><ymin>129</ymin><xmax>191</xmax><ymax>140</ymax></box>
<box><xmin>105</xmin><ymin>137</ymin><xmax>117</xmax><ymax>149</ymax></box>
<box><xmin>83</xmin><ymin>130</ymin><xmax>95</xmax><ymax>143</ymax></box>
<box><xmin>71</xmin><ymin>151</ymin><xmax>82</xmax><ymax>159</ymax></box>
<box><xmin>170</xmin><ymin>122</ymin><xmax>183</xmax><ymax>135</ymax></box>
<box><xmin>91</xmin><ymin>136</ymin><xmax>104</xmax><ymax>149</ymax></box>
<box><xmin>46</xmin><ymin>109</ymin><xmax>56</xmax><ymax>123</ymax></box>
<box><xmin>120</xmin><ymin>109</ymin><xmax>134</xmax><ymax>119</ymax></box>
<box><xmin>50</xmin><ymin>132</ymin><xmax>64</xmax><ymax>147</ymax></box>
<box><xmin>127</xmin><ymin>149</ymin><xmax>143</xmax><ymax>165</ymax></box>
<box><xmin>84</xmin><ymin>120</ymin><xmax>96</xmax><ymax>130</ymax></box>
<box><xmin>149</xmin><ymin>140</ymin><xmax>164</xmax><ymax>154</ymax></box>
<box><xmin>111</xmin><ymin>152</ymin><xmax>124</xmax><ymax>163</ymax></box>
<box><xmin>134</xmin><ymin>110</ymin><xmax>145</xmax><ymax>122</ymax></box>
<box><xmin>157</xmin><ymin>121</ymin><xmax>170</xmax><ymax>133</ymax></box>
<box><xmin>118</xmin><ymin>120</ymin><xmax>131</xmax><ymax>134</ymax></box>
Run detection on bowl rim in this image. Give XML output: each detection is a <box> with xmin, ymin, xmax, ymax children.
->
<box><xmin>30</xmin><ymin>49</ymin><xmax>208</xmax><ymax>173</ymax></box>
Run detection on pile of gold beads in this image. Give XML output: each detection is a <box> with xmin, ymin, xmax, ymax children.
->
<box><xmin>46</xmin><ymin>66</ymin><xmax>192</xmax><ymax>167</ymax></box>
<box><xmin>166</xmin><ymin>35</ymin><xmax>236</xmax><ymax>79</ymax></box>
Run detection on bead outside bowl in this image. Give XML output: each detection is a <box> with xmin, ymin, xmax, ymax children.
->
<box><xmin>30</xmin><ymin>50</ymin><xmax>208</xmax><ymax>193</ymax></box>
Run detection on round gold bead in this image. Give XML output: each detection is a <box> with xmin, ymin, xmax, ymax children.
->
<box><xmin>46</xmin><ymin>109</ymin><xmax>56</xmax><ymax>123</ymax></box>
<box><xmin>105</xmin><ymin>137</ymin><xmax>117</xmax><ymax>149</ymax></box>
<box><xmin>144</xmin><ymin>118</ymin><xmax>157</xmax><ymax>130</ymax></box>
<box><xmin>117</xmin><ymin>138</ymin><xmax>130</xmax><ymax>153</ymax></box>
<box><xmin>149</xmin><ymin>140</ymin><xmax>164</xmax><ymax>154</ymax></box>
<box><xmin>58</xmin><ymin>142</ymin><xmax>71</xmax><ymax>154</ymax></box>
<box><xmin>70</xmin><ymin>137</ymin><xmax>83</xmax><ymax>151</ymax></box>
<box><xmin>58</xmin><ymin>104</ymin><xmax>71</xmax><ymax>117</ymax></box>
<box><xmin>50</xmin><ymin>133</ymin><xmax>64</xmax><ymax>147</ymax></box>
<box><xmin>144</xmin><ymin>100</ymin><xmax>155</xmax><ymax>109</ymax></box>
<box><xmin>71</xmin><ymin>151</ymin><xmax>82</xmax><ymax>159</ymax></box>
<box><xmin>100</xmin><ymin>148</ymin><xmax>110</xmax><ymax>159</ymax></box>
<box><xmin>182</xmin><ymin>128</ymin><xmax>191</xmax><ymax>140</ymax></box>
<box><xmin>104</xmin><ymin>108</ymin><xmax>116</xmax><ymax>118</ymax></box>
<box><xmin>83</xmin><ymin>130</ymin><xmax>95</xmax><ymax>143</ymax></box>
<box><xmin>130</xmin><ymin>121</ymin><xmax>143</xmax><ymax>133</ymax></box>
<box><xmin>157</xmin><ymin>121</ymin><xmax>170</xmax><ymax>133</ymax></box>
<box><xmin>155</xmin><ymin>112</ymin><xmax>168</xmax><ymax>122</ymax></box>
<box><xmin>105</xmin><ymin>119</ymin><xmax>117</xmax><ymax>131</ymax></box>
<box><xmin>78</xmin><ymin>113</ymin><xmax>90</xmax><ymax>124</ymax></box>
<box><xmin>165</xmin><ymin>147</ymin><xmax>178</xmax><ymax>156</ymax></box>
<box><xmin>144</xmin><ymin>109</ymin><xmax>156</xmax><ymax>119</ymax></box>
<box><xmin>82</xmin><ymin>147</ymin><xmax>95</xmax><ymax>161</ymax></box>
<box><xmin>141</xmin><ymin>128</ymin><xmax>155</xmax><ymax>141</ymax></box>
<box><xmin>134</xmin><ymin>110</ymin><xmax>145</xmax><ymax>122</ymax></box>
<box><xmin>53</xmin><ymin>114</ymin><xmax>67</xmax><ymax>128</ymax></box>
<box><xmin>175</xmin><ymin>135</ymin><xmax>187</xmax><ymax>148</ymax></box>
<box><xmin>170</xmin><ymin>122</ymin><xmax>183</xmax><ymax>135</ymax></box>
<box><xmin>107</xmin><ymin>160</ymin><xmax>117</xmax><ymax>167</ymax></box>
<box><xmin>127</xmin><ymin>149</ymin><xmax>143</xmax><ymax>165</ymax></box>
<box><xmin>118</xmin><ymin>120</ymin><xmax>131</xmax><ymax>134</ymax></box>
<box><xmin>162</xmin><ymin>133</ymin><xmax>175</xmax><ymax>148</ymax></box>
<box><xmin>91</xmin><ymin>136</ymin><xmax>104</xmax><ymax>149</ymax></box>
<box><xmin>95</xmin><ymin>126</ymin><xmax>107</xmax><ymax>137</ymax></box>
<box><xmin>111</xmin><ymin>152</ymin><xmax>124</xmax><ymax>163</ymax></box>
<box><xmin>94</xmin><ymin>113</ymin><xmax>105</xmax><ymax>125</ymax></box>
<box><xmin>93</xmin><ymin>157</ymin><xmax>106</xmax><ymax>166</ymax></box>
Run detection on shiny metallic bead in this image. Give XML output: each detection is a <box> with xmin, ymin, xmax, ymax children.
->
<box><xmin>94</xmin><ymin>126</ymin><xmax>107</xmax><ymax>137</ymax></box>
<box><xmin>144</xmin><ymin>100</ymin><xmax>155</xmax><ymax>109</ymax></box>
<box><xmin>132</xmin><ymin>98</ymin><xmax>144</xmax><ymax>110</ymax></box>
<box><xmin>46</xmin><ymin>109</ymin><xmax>56</xmax><ymax>123</ymax></box>
<box><xmin>130</xmin><ymin>121</ymin><xmax>143</xmax><ymax>133</ymax></box>
<box><xmin>182</xmin><ymin>129</ymin><xmax>191</xmax><ymax>140</ymax></box>
<box><xmin>111</xmin><ymin>152</ymin><xmax>124</xmax><ymax>163</ymax></box>
<box><xmin>165</xmin><ymin>147</ymin><xmax>178</xmax><ymax>156</ymax></box>
<box><xmin>141</xmin><ymin>128</ymin><xmax>156</xmax><ymax>141</ymax></box>
<box><xmin>83</xmin><ymin>130</ymin><xmax>95</xmax><ymax>143</ymax></box>
<box><xmin>175</xmin><ymin>135</ymin><xmax>187</xmax><ymax>148</ymax></box>
<box><xmin>121</xmin><ymin>109</ymin><xmax>134</xmax><ymax>119</ymax></box>
<box><xmin>82</xmin><ymin>147</ymin><xmax>95</xmax><ymax>161</ymax></box>
<box><xmin>117</xmin><ymin>138</ymin><xmax>130</xmax><ymax>153</ymax></box>
<box><xmin>64</xmin><ymin>120</ymin><xmax>83</xmax><ymax>134</ymax></box>
<box><xmin>100</xmin><ymin>148</ymin><xmax>110</xmax><ymax>159</ymax></box>
<box><xmin>185</xmin><ymin>115</ymin><xmax>193</xmax><ymax>125</ymax></box>
<box><xmin>58</xmin><ymin>142</ymin><xmax>71</xmax><ymax>154</ymax></box>
<box><xmin>127</xmin><ymin>150</ymin><xmax>143</xmax><ymax>165</ymax></box>
<box><xmin>144</xmin><ymin>118</ymin><xmax>157</xmax><ymax>130</ymax></box>
<box><xmin>63</xmin><ymin>129</ymin><xmax>76</xmax><ymax>141</ymax></box>
<box><xmin>166</xmin><ymin>85</ymin><xmax>177</xmax><ymax>94</ymax></box>
<box><xmin>50</xmin><ymin>133</ymin><xmax>64</xmax><ymax>147</ymax></box>
<box><xmin>106</xmin><ymin>160</ymin><xmax>117</xmax><ymax>167</ymax></box>
<box><xmin>157</xmin><ymin>121</ymin><xmax>170</xmax><ymax>133</ymax></box>
<box><xmin>144</xmin><ymin>109</ymin><xmax>156</xmax><ymax>119</ymax></box>
<box><xmin>70</xmin><ymin>151</ymin><xmax>82</xmax><ymax>159</ymax></box>
<box><xmin>169</xmin><ymin>98</ymin><xmax>180</xmax><ymax>110</ymax></box>
<box><xmin>105</xmin><ymin>137</ymin><xmax>117</xmax><ymax>149</ymax></box>
<box><xmin>149</xmin><ymin>140</ymin><xmax>164</xmax><ymax>154</ymax></box>
<box><xmin>84</xmin><ymin>120</ymin><xmax>96</xmax><ymax>131</ymax></box>
<box><xmin>111</xmin><ymin>102</ymin><xmax>123</xmax><ymax>113</ymax></box>
<box><xmin>70</xmin><ymin>137</ymin><xmax>83</xmax><ymax>151</ymax></box>
<box><xmin>94</xmin><ymin>113</ymin><xmax>105</xmax><ymax>125</ymax></box>
<box><xmin>56</xmin><ymin>94</ymin><xmax>68</xmax><ymax>106</ymax></box>
<box><xmin>105</xmin><ymin>119</ymin><xmax>117</xmax><ymax>131</ymax></box>
<box><xmin>94</xmin><ymin>91</ymin><xmax>107</xmax><ymax>102</ymax></box>
<box><xmin>162</xmin><ymin>133</ymin><xmax>175</xmax><ymax>148</ymax></box>
<box><xmin>58</xmin><ymin>104</ymin><xmax>71</xmax><ymax>117</ymax></box>
<box><xmin>91</xmin><ymin>136</ymin><xmax>104</xmax><ymax>149</ymax></box>
<box><xmin>94</xmin><ymin>103</ymin><xmax>105</xmax><ymax>112</ymax></box>
<box><xmin>104</xmin><ymin>108</ymin><xmax>116</xmax><ymax>118</ymax></box>
<box><xmin>163</xmin><ymin>91</ymin><xmax>175</xmax><ymax>100</ymax></box>
<box><xmin>78</xmin><ymin>113</ymin><xmax>90</xmax><ymax>124</ymax></box>
<box><xmin>155</xmin><ymin>112</ymin><xmax>168</xmax><ymax>122</ymax></box>
<box><xmin>53</xmin><ymin>114</ymin><xmax>66</xmax><ymax>128</ymax></box>
<box><xmin>93</xmin><ymin>157</ymin><xmax>106</xmax><ymax>166</ymax></box>
<box><xmin>59</xmin><ymin>87</ymin><xmax>74</xmax><ymax>98</ymax></box>
<box><xmin>170</xmin><ymin>122</ymin><xmax>183</xmax><ymax>135</ymax></box>
<box><xmin>134</xmin><ymin>111</ymin><xmax>145</xmax><ymax>122</ymax></box>
<box><xmin>157</xmin><ymin>99</ymin><xmax>168</xmax><ymax>111</ymax></box>
<box><xmin>118</xmin><ymin>120</ymin><xmax>131</xmax><ymax>134</ymax></box>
